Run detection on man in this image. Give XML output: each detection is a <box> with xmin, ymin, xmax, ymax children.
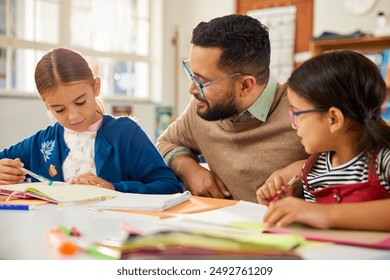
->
<box><xmin>156</xmin><ymin>14</ymin><xmax>307</xmax><ymax>203</ymax></box>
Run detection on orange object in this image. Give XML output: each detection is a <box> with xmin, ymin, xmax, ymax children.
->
<box><xmin>46</xmin><ymin>228</ymin><xmax>77</xmax><ymax>255</ymax></box>
<box><xmin>106</xmin><ymin>196</ymin><xmax>238</xmax><ymax>218</ymax></box>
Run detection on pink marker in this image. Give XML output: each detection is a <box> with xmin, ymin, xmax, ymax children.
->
<box><xmin>71</xmin><ymin>226</ymin><xmax>81</xmax><ymax>237</ymax></box>
<box><xmin>120</xmin><ymin>223</ymin><xmax>142</xmax><ymax>236</ymax></box>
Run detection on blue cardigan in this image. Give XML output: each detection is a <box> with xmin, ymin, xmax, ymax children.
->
<box><xmin>0</xmin><ymin>115</ymin><xmax>182</xmax><ymax>194</ymax></box>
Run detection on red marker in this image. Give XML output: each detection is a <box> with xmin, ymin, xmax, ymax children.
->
<box><xmin>266</xmin><ymin>175</ymin><xmax>299</xmax><ymax>207</ymax></box>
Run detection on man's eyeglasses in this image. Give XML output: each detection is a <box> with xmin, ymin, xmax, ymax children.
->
<box><xmin>289</xmin><ymin>108</ymin><xmax>328</xmax><ymax>128</ymax></box>
<box><xmin>182</xmin><ymin>59</ymin><xmax>243</xmax><ymax>97</ymax></box>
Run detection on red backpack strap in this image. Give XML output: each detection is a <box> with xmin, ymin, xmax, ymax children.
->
<box><xmin>368</xmin><ymin>150</ymin><xmax>379</xmax><ymax>181</ymax></box>
<box><xmin>301</xmin><ymin>153</ymin><xmax>321</xmax><ymax>189</ymax></box>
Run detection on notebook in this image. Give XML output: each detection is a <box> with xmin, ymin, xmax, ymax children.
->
<box><xmin>0</xmin><ymin>199</ymin><xmax>49</xmax><ymax>206</ymax></box>
<box><xmin>102</xmin><ymin>195</ymin><xmax>238</xmax><ymax>218</ymax></box>
<box><xmin>119</xmin><ymin>229</ymin><xmax>304</xmax><ymax>260</ymax></box>
<box><xmin>91</xmin><ymin>191</ymin><xmax>192</xmax><ymax>211</ymax></box>
<box><xmin>0</xmin><ymin>181</ymin><xmax>121</xmax><ymax>204</ymax></box>
<box><xmin>265</xmin><ymin>225</ymin><xmax>390</xmax><ymax>249</ymax></box>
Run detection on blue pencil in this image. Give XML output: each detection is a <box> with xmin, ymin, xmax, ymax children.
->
<box><xmin>0</xmin><ymin>204</ymin><xmax>35</xmax><ymax>211</ymax></box>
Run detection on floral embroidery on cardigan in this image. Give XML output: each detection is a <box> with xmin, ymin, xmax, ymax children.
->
<box><xmin>40</xmin><ymin>140</ymin><xmax>55</xmax><ymax>162</ymax></box>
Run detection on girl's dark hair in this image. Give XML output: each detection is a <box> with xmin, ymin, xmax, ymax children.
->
<box><xmin>288</xmin><ymin>50</ymin><xmax>390</xmax><ymax>153</ymax></box>
<box><xmin>34</xmin><ymin>48</ymin><xmax>103</xmax><ymax>114</ymax></box>
<box><xmin>191</xmin><ymin>14</ymin><xmax>270</xmax><ymax>84</ymax></box>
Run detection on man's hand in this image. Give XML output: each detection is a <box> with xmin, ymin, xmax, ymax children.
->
<box><xmin>172</xmin><ymin>155</ymin><xmax>231</xmax><ymax>198</ymax></box>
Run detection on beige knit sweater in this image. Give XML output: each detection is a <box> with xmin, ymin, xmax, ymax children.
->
<box><xmin>157</xmin><ymin>84</ymin><xmax>307</xmax><ymax>202</ymax></box>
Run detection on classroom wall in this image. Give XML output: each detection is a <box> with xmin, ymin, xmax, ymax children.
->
<box><xmin>161</xmin><ymin>0</ymin><xmax>235</xmax><ymax>119</ymax></box>
<box><xmin>0</xmin><ymin>97</ymin><xmax>50</xmax><ymax>149</ymax></box>
<box><xmin>313</xmin><ymin>0</ymin><xmax>390</xmax><ymax>37</ymax></box>
<box><xmin>1</xmin><ymin>0</ymin><xmax>389</xmax><ymax>150</ymax></box>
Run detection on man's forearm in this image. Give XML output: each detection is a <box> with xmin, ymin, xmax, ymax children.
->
<box><xmin>163</xmin><ymin>146</ymin><xmax>196</xmax><ymax>167</ymax></box>
<box><xmin>170</xmin><ymin>154</ymin><xmax>199</xmax><ymax>180</ymax></box>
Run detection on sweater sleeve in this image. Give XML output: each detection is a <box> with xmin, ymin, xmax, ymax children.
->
<box><xmin>102</xmin><ymin>118</ymin><xmax>182</xmax><ymax>194</ymax></box>
<box><xmin>0</xmin><ymin>134</ymin><xmax>37</xmax><ymax>167</ymax></box>
<box><xmin>0</xmin><ymin>124</ymin><xmax>66</xmax><ymax>182</ymax></box>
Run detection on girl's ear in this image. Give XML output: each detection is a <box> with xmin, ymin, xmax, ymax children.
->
<box><xmin>328</xmin><ymin>107</ymin><xmax>344</xmax><ymax>133</ymax></box>
<box><xmin>93</xmin><ymin>77</ymin><xmax>101</xmax><ymax>97</ymax></box>
<box><xmin>239</xmin><ymin>76</ymin><xmax>256</xmax><ymax>97</ymax></box>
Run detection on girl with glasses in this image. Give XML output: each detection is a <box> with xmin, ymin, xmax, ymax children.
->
<box><xmin>257</xmin><ymin>50</ymin><xmax>390</xmax><ymax>231</ymax></box>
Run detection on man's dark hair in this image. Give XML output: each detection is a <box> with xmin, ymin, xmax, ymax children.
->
<box><xmin>191</xmin><ymin>14</ymin><xmax>270</xmax><ymax>84</ymax></box>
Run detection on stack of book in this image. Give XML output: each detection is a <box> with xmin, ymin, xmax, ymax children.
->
<box><xmin>108</xmin><ymin>229</ymin><xmax>305</xmax><ymax>260</ymax></box>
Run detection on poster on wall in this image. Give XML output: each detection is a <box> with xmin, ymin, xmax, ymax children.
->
<box><xmin>155</xmin><ymin>106</ymin><xmax>173</xmax><ymax>140</ymax></box>
<box><xmin>248</xmin><ymin>6</ymin><xmax>297</xmax><ymax>83</ymax></box>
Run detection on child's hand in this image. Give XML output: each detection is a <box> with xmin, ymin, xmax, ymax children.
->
<box><xmin>69</xmin><ymin>172</ymin><xmax>115</xmax><ymax>190</ymax></box>
<box><xmin>256</xmin><ymin>175</ymin><xmax>290</xmax><ymax>205</ymax></box>
<box><xmin>0</xmin><ymin>158</ymin><xmax>25</xmax><ymax>184</ymax></box>
<box><xmin>263</xmin><ymin>197</ymin><xmax>331</xmax><ymax>229</ymax></box>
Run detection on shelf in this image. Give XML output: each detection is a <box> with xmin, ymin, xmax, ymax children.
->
<box><xmin>310</xmin><ymin>36</ymin><xmax>390</xmax><ymax>99</ymax></box>
<box><xmin>310</xmin><ymin>36</ymin><xmax>390</xmax><ymax>56</ymax></box>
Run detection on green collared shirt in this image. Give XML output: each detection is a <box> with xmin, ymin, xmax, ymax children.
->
<box><xmin>163</xmin><ymin>77</ymin><xmax>279</xmax><ymax>166</ymax></box>
<box><xmin>231</xmin><ymin>76</ymin><xmax>278</xmax><ymax>123</ymax></box>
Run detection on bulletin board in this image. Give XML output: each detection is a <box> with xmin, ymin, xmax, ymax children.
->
<box><xmin>248</xmin><ymin>6</ymin><xmax>297</xmax><ymax>83</ymax></box>
<box><xmin>236</xmin><ymin>0</ymin><xmax>314</xmax><ymax>67</ymax></box>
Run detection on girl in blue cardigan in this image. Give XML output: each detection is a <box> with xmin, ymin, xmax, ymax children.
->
<box><xmin>0</xmin><ymin>48</ymin><xmax>181</xmax><ymax>194</ymax></box>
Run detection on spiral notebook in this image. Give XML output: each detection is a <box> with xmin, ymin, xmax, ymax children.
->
<box><xmin>91</xmin><ymin>191</ymin><xmax>192</xmax><ymax>212</ymax></box>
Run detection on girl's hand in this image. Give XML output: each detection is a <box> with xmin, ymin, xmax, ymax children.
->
<box><xmin>0</xmin><ymin>158</ymin><xmax>25</xmax><ymax>184</ymax></box>
<box><xmin>69</xmin><ymin>172</ymin><xmax>115</xmax><ymax>190</ymax></box>
<box><xmin>256</xmin><ymin>175</ymin><xmax>292</xmax><ymax>205</ymax></box>
<box><xmin>263</xmin><ymin>197</ymin><xmax>331</xmax><ymax>229</ymax></box>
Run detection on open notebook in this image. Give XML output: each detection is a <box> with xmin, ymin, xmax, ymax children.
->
<box><xmin>91</xmin><ymin>191</ymin><xmax>192</xmax><ymax>211</ymax></box>
<box><xmin>0</xmin><ymin>182</ymin><xmax>121</xmax><ymax>204</ymax></box>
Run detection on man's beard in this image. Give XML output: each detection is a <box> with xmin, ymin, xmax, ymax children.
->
<box><xmin>195</xmin><ymin>91</ymin><xmax>240</xmax><ymax>121</ymax></box>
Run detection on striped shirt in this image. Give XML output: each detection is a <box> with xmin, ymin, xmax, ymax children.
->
<box><xmin>303</xmin><ymin>148</ymin><xmax>390</xmax><ymax>202</ymax></box>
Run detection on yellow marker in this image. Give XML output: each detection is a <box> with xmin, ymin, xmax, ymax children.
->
<box><xmin>58</xmin><ymin>196</ymin><xmax>113</xmax><ymax>207</ymax></box>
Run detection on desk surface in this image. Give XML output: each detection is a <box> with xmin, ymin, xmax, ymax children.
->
<box><xmin>1</xmin><ymin>203</ymin><xmax>390</xmax><ymax>260</ymax></box>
